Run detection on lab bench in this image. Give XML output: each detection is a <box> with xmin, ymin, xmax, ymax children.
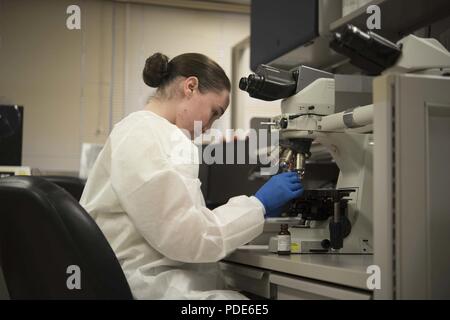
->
<box><xmin>220</xmin><ymin>248</ymin><xmax>373</xmax><ymax>300</ymax></box>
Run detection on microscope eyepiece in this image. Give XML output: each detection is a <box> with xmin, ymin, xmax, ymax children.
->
<box><xmin>330</xmin><ymin>24</ymin><xmax>401</xmax><ymax>75</ymax></box>
<box><xmin>239</xmin><ymin>65</ymin><xmax>297</xmax><ymax>101</ymax></box>
<box><xmin>238</xmin><ymin>77</ymin><xmax>248</xmax><ymax>91</ymax></box>
<box><xmin>245</xmin><ymin>74</ymin><xmax>265</xmax><ymax>94</ymax></box>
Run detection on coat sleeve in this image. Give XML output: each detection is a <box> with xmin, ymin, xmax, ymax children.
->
<box><xmin>109</xmin><ymin>125</ymin><xmax>265</xmax><ymax>263</ymax></box>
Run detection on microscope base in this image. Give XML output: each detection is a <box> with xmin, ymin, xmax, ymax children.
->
<box><xmin>269</xmin><ymin>236</ymin><xmax>373</xmax><ymax>254</ymax></box>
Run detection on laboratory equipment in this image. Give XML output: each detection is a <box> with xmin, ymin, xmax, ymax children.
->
<box><xmin>240</xmin><ymin>25</ymin><xmax>450</xmax><ymax>254</ymax></box>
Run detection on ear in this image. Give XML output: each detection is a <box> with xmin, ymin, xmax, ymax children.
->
<box><xmin>184</xmin><ymin>76</ymin><xmax>199</xmax><ymax>97</ymax></box>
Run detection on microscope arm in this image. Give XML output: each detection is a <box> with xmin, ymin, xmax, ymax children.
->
<box><xmin>318</xmin><ymin>104</ymin><xmax>373</xmax><ymax>132</ymax></box>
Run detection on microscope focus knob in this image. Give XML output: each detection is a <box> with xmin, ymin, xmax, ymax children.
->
<box><xmin>321</xmin><ymin>239</ymin><xmax>331</xmax><ymax>250</ymax></box>
<box><xmin>279</xmin><ymin>118</ymin><xmax>288</xmax><ymax>129</ymax></box>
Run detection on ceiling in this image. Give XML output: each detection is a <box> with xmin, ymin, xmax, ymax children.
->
<box><xmin>114</xmin><ymin>0</ymin><xmax>251</xmax><ymax>14</ymax></box>
<box><xmin>206</xmin><ymin>0</ymin><xmax>251</xmax><ymax>5</ymax></box>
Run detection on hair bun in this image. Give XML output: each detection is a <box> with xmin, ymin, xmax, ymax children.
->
<box><xmin>143</xmin><ymin>52</ymin><xmax>170</xmax><ymax>88</ymax></box>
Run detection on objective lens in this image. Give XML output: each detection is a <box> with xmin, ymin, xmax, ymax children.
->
<box><xmin>280</xmin><ymin>149</ymin><xmax>294</xmax><ymax>170</ymax></box>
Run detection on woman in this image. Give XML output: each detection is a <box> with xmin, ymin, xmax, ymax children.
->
<box><xmin>80</xmin><ymin>52</ymin><xmax>303</xmax><ymax>299</ymax></box>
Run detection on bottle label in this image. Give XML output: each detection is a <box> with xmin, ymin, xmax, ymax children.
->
<box><xmin>278</xmin><ymin>235</ymin><xmax>291</xmax><ymax>252</ymax></box>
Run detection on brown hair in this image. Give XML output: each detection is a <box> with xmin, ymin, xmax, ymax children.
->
<box><xmin>142</xmin><ymin>52</ymin><xmax>230</xmax><ymax>95</ymax></box>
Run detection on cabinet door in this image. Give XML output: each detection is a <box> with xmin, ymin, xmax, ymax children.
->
<box><xmin>219</xmin><ymin>262</ymin><xmax>273</xmax><ymax>299</ymax></box>
<box><xmin>374</xmin><ymin>74</ymin><xmax>450</xmax><ymax>299</ymax></box>
<box><xmin>270</xmin><ymin>273</ymin><xmax>371</xmax><ymax>300</ymax></box>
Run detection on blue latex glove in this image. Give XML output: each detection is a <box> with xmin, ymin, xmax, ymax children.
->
<box><xmin>255</xmin><ymin>172</ymin><xmax>304</xmax><ymax>217</ymax></box>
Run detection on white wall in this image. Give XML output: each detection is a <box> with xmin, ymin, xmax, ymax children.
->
<box><xmin>0</xmin><ymin>0</ymin><xmax>116</xmax><ymax>172</ymax></box>
<box><xmin>0</xmin><ymin>0</ymin><xmax>250</xmax><ymax>172</ymax></box>
<box><xmin>123</xmin><ymin>3</ymin><xmax>250</xmax><ymax>133</ymax></box>
<box><xmin>233</xmin><ymin>40</ymin><xmax>281</xmax><ymax>131</ymax></box>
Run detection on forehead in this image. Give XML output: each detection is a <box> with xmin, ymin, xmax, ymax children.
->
<box><xmin>204</xmin><ymin>90</ymin><xmax>229</xmax><ymax>107</ymax></box>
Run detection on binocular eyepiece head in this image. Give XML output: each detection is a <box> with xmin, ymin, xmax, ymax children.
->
<box><xmin>238</xmin><ymin>65</ymin><xmax>298</xmax><ymax>101</ymax></box>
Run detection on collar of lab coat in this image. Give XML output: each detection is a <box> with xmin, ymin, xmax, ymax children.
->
<box><xmin>138</xmin><ymin>110</ymin><xmax>200</xmax><ymax>178</ymax></box>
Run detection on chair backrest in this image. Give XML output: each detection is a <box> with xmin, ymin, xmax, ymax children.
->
<box><xmin>0</xmin><ymin>176</ymin><xmax>133</xmax><ymax>299</ymax></box>
<box><xmin>41</xmin><ymin>175</ymin><xmax>85</xmax><ymax>201</ymax></box>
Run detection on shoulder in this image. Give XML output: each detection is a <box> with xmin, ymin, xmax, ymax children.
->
<box><xmin>107</xmin><ymin>111</ymin><xmax>165</xmax><ymax>160</ymax></box>
<box><xmin>112</xmin><ymin>110</ymin><xmax>164</xmax><ymax>136</ymax></box>
<box><xmin>110</xmin><ymin>111</ymin><xmax>170</xmax><ymax>147</ymax></box>
<box><xmin>109</xmin><ymin>111</ymin><xmax>199</xmax><ymax>167</ymax></box>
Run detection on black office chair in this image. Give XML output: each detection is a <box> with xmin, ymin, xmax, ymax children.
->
<box><xmin>0</xmin><ymin>176</ymin><xmax>133</xmax><ymax>299</ymax></box>
<box><xmin>41</xmin><ymin>175</ymin><xmax>86</xmax><ymax>201</ymax></box>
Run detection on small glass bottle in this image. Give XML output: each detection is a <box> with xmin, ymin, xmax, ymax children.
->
<box><xmin>277</xmin><ymin>224</ymin><xmax>291</xmax><ymax>255</ymax></box>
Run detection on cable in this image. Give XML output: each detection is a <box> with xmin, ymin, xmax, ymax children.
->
<box><xmin>288</xmin><ymin>113</ymin><xmax>327</xmax><ymax>120</ymax></box>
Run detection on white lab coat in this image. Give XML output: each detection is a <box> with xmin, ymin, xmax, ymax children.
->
<box><xmin>80</xmin><ymin>110</ymin><xmax>265</xmax><ymax>299</ymax></box>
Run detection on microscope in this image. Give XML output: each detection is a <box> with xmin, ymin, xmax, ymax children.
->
<box><xmin>240</xmin><ymin>62</ymin><xmax>374</xmax><ymax>254</ymax></box>
<box><xmin>240</xmin><ymin>25</ymin><xmax>450</xmax><ymax>254</ymax></box>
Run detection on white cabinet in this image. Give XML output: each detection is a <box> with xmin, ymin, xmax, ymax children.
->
<box><xmin>270</xmin><ymin>273</ymin><xmax>371</xmax><ymax>300</ymax></box>
<box><xmin>220</xmin><ymin>262</ymin><xmax>372</xmax><ymax>300</ymax></box>
<box><xmin>220</xmin><ymin>262</ymin><xmax>273</xmax><ymax>299</ymax></box>
<box><xmin>374</xmin><ymin>74</ymin><xmax>450</xmax><ymax>299</ymax></box>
